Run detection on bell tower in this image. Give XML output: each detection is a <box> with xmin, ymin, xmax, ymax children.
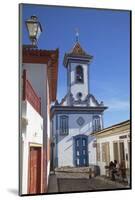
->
<box><xmin>63</xmin><ymin>36</ymin><xmax>93</xmax><ymax>106</ymax></box>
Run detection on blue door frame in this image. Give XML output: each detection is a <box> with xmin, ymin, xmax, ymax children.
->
<box><xmin>73</xmin><ymin>135</ymin><xmax>88</xmax><ymax>167</ymax></box>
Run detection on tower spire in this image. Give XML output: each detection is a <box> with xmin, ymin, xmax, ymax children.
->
<box><xmin>75</xmin><ymin>28</ymin><xmax>79</xmax><ymax>42</ymax></box>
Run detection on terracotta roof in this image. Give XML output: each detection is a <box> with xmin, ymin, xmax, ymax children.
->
<box><xmin>22</xmin><ymin>47</ymin><xmax>59</xmax><ymax>102</ymax></box>
<box><xmin>68</xmin><ymin>42</ymin><xmax>91</xmax><ymax>57</ymax></box>
<box><xmin>92</xmin><ymin>120</ymin><xmax>130</xmax><ymax>136</ymax></box>
<box><xmin>63</xmin><ymin>42</ymin><xmax>93</xmax><ymax>67</ymax></box>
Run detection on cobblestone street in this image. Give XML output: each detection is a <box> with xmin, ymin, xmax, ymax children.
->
<box><xmin>48</xmin><ymin>174</ymin><xmax>129</xmax><ymax>193</ymax></box>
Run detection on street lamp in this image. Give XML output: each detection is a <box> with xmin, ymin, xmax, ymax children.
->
<box><xmin>25</xmin><ymin>15</ymin><xmax>42</xmax><ymax>47</ymax></box>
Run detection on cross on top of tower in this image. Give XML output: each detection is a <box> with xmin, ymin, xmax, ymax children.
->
<box><xmin>63</xmin><ymin>31</ymin><xmax>93</xmax><ymax>67</ymax></box>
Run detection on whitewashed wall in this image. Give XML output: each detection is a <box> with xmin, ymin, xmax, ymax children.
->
<box><xmin>23</xmin><ymin>63</ymin><xmax>50</xmax><ymax>186</ymax></box>
<box><xmin>96</xmin><ymin>130</ymin><xmax>130</xmax><ymax>175</ymax></box>
<box><xmin>22</xmin><ymin>63</ymin><xmax>47</xmax><ymax>120</ymax></box>
<box><xmin>52</xmin><ymin>113</ymin><xmax>103</xmax><ymax>167</ymax></box>
<box><xmin>69</xmin><ymin>63</ymin><xmax>89</xmax><ymax>100</ymax></box>
<box><xmin>21</xmin><ymin>101</ymin><xmax>43</xmax><ymax>194</ymax></box>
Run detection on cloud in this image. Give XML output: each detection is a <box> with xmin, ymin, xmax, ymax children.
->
<box><xmin>106</xmin><ymin>99</ymin><xmax>130</xmax><ymax>112</ymax></box>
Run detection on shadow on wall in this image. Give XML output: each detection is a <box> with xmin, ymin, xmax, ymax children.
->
<box><xmin>55</xmin><ymin>126</ymin><xmax>96</xmax><ymax>155</ymax></box>
<box><xmin>57</xmin><ymin>124</ymin><xmax>95</xmax><ymax>144</ymax></box>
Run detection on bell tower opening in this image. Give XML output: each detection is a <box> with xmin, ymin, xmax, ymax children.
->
<box><xmin>76</xmin><ymin>65</ymin><xmax>84</xmax><ymax>83</ymax></box>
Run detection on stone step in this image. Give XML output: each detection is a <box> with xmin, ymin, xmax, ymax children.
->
<box><xmin>55</xmin><ymin>166</ymin><xmax>92</xmax><ymax>173</ymax></box>
<box><xmin>55</xmin><ymin>171</ymin><xmax>90</xmax><ymax>179</ymax></box>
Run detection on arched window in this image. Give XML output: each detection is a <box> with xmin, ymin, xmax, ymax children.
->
<box><xmin>76</xmin><ymin>65</ymin><xmax>84</xmax><ymax>83</ymax></box>
<box><xmin>60</xmin><ymin>115</ymin><xmax>69</xmax><ymax>135</ymax></box>
<box><xmin>93</xmin><ymin>115</ymin><xmax>101</xmax><ymax>132</ymax></box>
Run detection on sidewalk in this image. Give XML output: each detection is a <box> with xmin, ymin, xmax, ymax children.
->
<box><xmin>47</xmin><ymin>172</ymin><xmax>58</xmax><ymax>193</ymax></box>
<box><xmin>47</xmin><ymin>172</ymin><xmax>129</xmax><ymax>193</ymax></box>
<box><xmin>57</xmin><ymin>177</ymin><xmax>128</xmax><ymax>192</ymax></box>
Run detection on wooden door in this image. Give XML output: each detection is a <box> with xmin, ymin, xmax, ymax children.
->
<box><xmin>74</xmin><ymin>135</ymin><xmax>88</xmax><ymax>167</ymax></box>
<box><xmin>28</xmin><ymin>147</ymin><xmax>41</xmax><ymax>194</ymax></box>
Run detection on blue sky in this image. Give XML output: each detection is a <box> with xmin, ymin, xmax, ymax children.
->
<box><xmin>22</xmin><ymin>4</ymin><xmax>130</xmax><ymax>128</ymax></box>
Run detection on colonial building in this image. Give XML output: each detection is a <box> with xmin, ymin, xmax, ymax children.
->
<box><xmin>21</xmin><ymin>70</ymin><xmax>43</xmax><ymax>194</ymax></box>
<box><xmin>20</xmin><ymin>47</ymin><xmax>59</xmax><ymax>194</ymax></box>
<box><xmin>51</xmin><ymin>40</ymin><xmax>107</xmax><ymax>168</ymax></box>
<box><xmin>93</xmin><ymin>120</ymin><xmax>130</xmax><ymax>176</ymax></box>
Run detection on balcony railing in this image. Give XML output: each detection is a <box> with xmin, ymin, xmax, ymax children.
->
<box><xmin>22</xmin><ymin>69</ymin><xmax>41</xmax><ymax>114</ymax></box>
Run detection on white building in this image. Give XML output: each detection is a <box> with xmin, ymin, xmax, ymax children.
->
<box><xmin>51</xmin><ymin>41</ymin><xmax>107</xmax><ymax>168</ymax></box>
<box><xmin>93</xmin><ymin>120</ymin><xmax>130</xmax><ymax>176</ymax></box>
<box><xmin>20</xmin><ymin>47</ymin><xmax>59</xmax><ymax>194</ymax></box>
<box><xmin>21</xmin><ymin>70</ymin><xmax>43</xmax><ymax>194</ymax></box>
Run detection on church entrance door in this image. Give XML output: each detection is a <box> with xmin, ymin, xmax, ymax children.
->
<box><xmin>74</xmin><ymin>135</ymin><xmax>88</xmax><ymax>167</ymax></box>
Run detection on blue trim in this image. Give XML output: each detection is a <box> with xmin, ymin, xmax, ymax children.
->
<box><xmin>55</xmin><ymin>114</ymin><xmax>58</xmax><ymax>167</ymax></box>
<box><xmin>52</xmin><ymin>110</ymin><xmax>103</xmax><ymax>115</ymax></box>
<box><xmin>73</xmin><ymin>137</ymin><xmax>76</xmax><ymax>166</ymax></box>
<box><xmin>69</xmin><ymin>62</ymin><xmax>71</xmax><ymax>92</ymax></box>
<box><xmin>92</xmin><ymin>115</ymin><xmax>101</xmax><ymax>132</ymax></box>
<box><xmin>73</xmin><ymin>135</ymin><xmax>89</xmax><ymax>167</ymax></box>
<box><xmin>59</xmin><ymin>115</ymin><xmax>69</xmax><ymax>135</ymax></box>
<box><xmin>88</xmin><ymin>63</ymin><xmax>90</xmax><ymax>93</ymax></box>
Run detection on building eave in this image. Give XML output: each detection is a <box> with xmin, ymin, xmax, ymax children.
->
<box><xmin>22</xmin><ymin>47</ymin><xmax>59</xmax><ymax>102</ymax></box>
<box><xmin>63</xmin><ymin>53</ymin><xmax>93</xmax><ymax>68</ymax></box>
<box><xmin>51</xmin><ymin>105</ymin><xmax>108</xmax><ymax>118</ymax></box>
<box><xmin>92</xmin><ymin>120</ymin><xmax>130</xmax><ymax>137</ymax></box>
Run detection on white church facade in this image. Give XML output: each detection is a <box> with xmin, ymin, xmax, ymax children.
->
<box><xmin>51</xmin><ymin>40</ymin><xmax>107</xmax><ymax>168</ymax></box>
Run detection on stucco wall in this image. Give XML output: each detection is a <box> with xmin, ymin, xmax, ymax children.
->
<box><xmin>21</xmin><ymin>101</ymin><xmax>43</xmax><ymax>194</ymax></box>
<box><xmin>22</xmin><ymin>63</ymin><xmax>47</xmax><ymax>120</ymax></box>
<box><xmin>52</xmin><ymin>113</ymin><xmax>103</xmax><ymax>167</ymax></box>
<box><xmin>22</xmin><ymin>63</ymin><xmax>50</xmax><ymax>190</ymax></box>
<box><xmin>96</xmin><ymin>130</ymin><xmax>130</xmax><ymax>175</ymax></box>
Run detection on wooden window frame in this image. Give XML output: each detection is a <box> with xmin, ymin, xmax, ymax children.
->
<box><xmin>102</xmin><ymin>142</ymin><xmax>110</xmax><ymax>164</ymax></box>
<box><xmin>60</xmin><ymin>115</ymin><xmax>69</xmax><ymax>135</ymax></box>
<box><xmin>96</xmin><ymin>143</ymin><xmax>100</xmax><ymax>161</ymax></box>
<box><xmin>93</xmin><ymin>115</ymin><xmax>101</xmax><ymax>133</ymax></box>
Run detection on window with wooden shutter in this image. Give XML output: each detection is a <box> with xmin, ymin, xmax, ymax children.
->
<box><xmin>102</xmin><ymin>142</ymin><xmax>110</xmax><ymax>164</ymax></box>
<box><xmin>113</xmin><ymin>142</ymin><xmax>119</xmax><ymax>162</ymax></box>
<box><xmin>96</xmin><ymin>143</ymin><xmax>100</xmax><ymax>161</ymax></box>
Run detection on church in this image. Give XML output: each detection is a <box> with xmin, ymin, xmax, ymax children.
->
<box><xmin>51</xmin><ymin>36</ymin><xmax>108</xmax><ymax>168</ymax></box>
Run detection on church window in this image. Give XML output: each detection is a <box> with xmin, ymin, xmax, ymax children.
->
<box><xmin>76</xmin><ymin>65</ymin><xmax>84</xmax><ymax>83</ymax></box>
<box><xmin>60</xmin><ymin>115</ymin><xmax>69</xmax><ymax>135</ymax></box>
<box><xmin>93</xmin><ymin>115</ymin><xmax>101</xmax><ymax>132</ymax></box>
